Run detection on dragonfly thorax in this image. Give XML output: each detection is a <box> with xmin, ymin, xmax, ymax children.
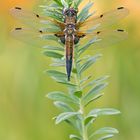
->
<box><xmin>64</xmin><ymin>24</ymin><xmax>76</xmax><ymax>35</ymax></box>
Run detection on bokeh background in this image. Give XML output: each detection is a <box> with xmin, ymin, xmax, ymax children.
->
<box><xmin>0</xmin><ymin>0</ymin><xmax>140</xmax><ymax>140</ymax></box>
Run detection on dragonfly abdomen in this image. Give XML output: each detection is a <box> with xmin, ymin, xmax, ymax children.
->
<box><xmin>65</xmin><ymin>35</ymin><xmax>74</xmax><ymax>81</ymax></box>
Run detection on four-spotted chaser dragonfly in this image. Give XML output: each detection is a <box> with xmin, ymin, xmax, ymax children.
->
<box><xmin>10</xmin><ymin>6</ymin><xmax>129</xmax><ymax>81</ymax></box>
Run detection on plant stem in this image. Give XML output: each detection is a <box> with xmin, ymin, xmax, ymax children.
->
<box><xmin>74</xmin><ymin>47</ymin><xmax>88</xmax><ymax>140</ymax></box>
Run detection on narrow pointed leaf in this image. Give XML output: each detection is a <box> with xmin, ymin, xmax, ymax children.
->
<box><xmin>79</xmin><ymin>54</ymin><xmax>102</xmax><ymax>74</ymax></box>
<box><xmin>58</xmin><ymin>81</ymin><xmax>77</xmax><ymax>87</ymax></box>
<box><xmin>47</xmin><ymin>70</ymin><xmax>67</xmax><ymax>81</ymax></box>
<box><xmin>74</xmin><ymin>0</ymin><xmax>82</xmax><ymax>9</ymax></box>
<box><xmin>98</xmin><ymin>134</ymin><xmax>114</xmax><ymax>140</ymax></box>
<box><xmin>85</xmin><ymin>93</ymin><xmax>104</xmax><ymax>107</ymax></box>
<box><xmin>47</xmin><ymin>91</ymin><xmax>78</xmax><ymax>104</ymax></box>
<box><xmin>54</xmin><ymin>101</ymin><xmax>74</xmax><ymax>112</ymax></box>
<box><xmin>51</xmin><ymin>58</ymin><xmax>65</xmax><ymax>67</ymax></box>
<box><xmin>53</xmin><ymin>0</ymin><xmax>63</xmax><ymax>7</ymax></box>
<box><xmin>70</xmin><ymin>134</ymin><xmax>82</xmax><ymax>140</ymax></box>
<box><xmin>93</xmin><ymin>127</ymin><xmax>119</xmax><ymax>136</ymax></box>
<box><xmin>84</xmin><ymin>75</ymin><xmax>110</xmax><ymax>89</ymax></box>
<box><xmin>88</xmin><ymin>108</ymin><xmax>121</xmax><ymax>117</ymax></box>
<box><xmin>61</xmin><ymin>0</ymin><xmax>69</xmax><ymax>8</ymax></box>
<box><xmin>84</xmin><ymin>116</ymin><xmax>96</xmax><ymax>126</ymax></box>
<box><xmin>43</xmin><ymin>46</ymin><xmax>64</xmax><ymax>51</ymax></box>
<box><xmin>82</xmin><ymin>83</ymin><xmax>108</xmax><ymax>106</ymax></box>
<box><xmin>55</xmin><ymin>112</ymin><xmax>80</xmax><ymax>124</ymax></box>
<box><xmin>44</xmin><ymin>51</ymin><xmax>64</xmax><ymax>59</ymax></box>
<box><xmin>79</xmin><ymin>37</ymin><xmax>98</xmax><ymax>55</ymax></box>
<box><xmin>78</xmin><ymin>2</ymin><xmax>94</xmax><ymax>21</ymax></box>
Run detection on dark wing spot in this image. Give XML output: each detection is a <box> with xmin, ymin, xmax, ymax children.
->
<box><xmin>15</xmin><ymin>7</ymin><xmax>22</xmax><ymax>10</ymax></box>
<box><xmin>100</xmin><ymin>14</ymin><xmax>103</xmax><ymax>18</ymax></box>
<box><xmin>97</xmin><ymin>31</ymin><xmax>101</xmax><ymax>34</ymax></box>
<box><xmin>117</xmin><ymin>7</ymin><xmax>124</xmax><ymax>10</ymax></box>
<box><xmin>54</xmin><ymin>34</ymin><xmax>58</xmax><ymax>37</ymax></box>
<box><xmin>81</xmin><ymin>34</ymin><xmax>86</xmax><ymax>38</ymax></box>
<box><xmin>39</xmin><ymin>30</ymin><xmax>43</xmax><ymax>33</ymax></box>
<box><xmin>15</xmin><ymin>28</ymin><xmax>22</xmax><ymax>30</ymax></box>
<box><xmin>36</xmin><ymin>14</ymin><xmax>40</xmax><ymax>18</ymax></box>
<box><xmin>117</xmin><ymin>29</ymin><xmax>124</xmax><ymax>32</ymax></box>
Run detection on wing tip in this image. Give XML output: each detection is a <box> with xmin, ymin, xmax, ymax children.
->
<box><xmin>10</xmin><ymin>7</ymin><xmax>22</xmax><ymax>15</ymax></box>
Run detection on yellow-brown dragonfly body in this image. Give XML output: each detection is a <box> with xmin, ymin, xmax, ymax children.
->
<box><xmin>56</xmin><ymin>8</ymin><xmax>82</xmax><ymax>81</ymax></box>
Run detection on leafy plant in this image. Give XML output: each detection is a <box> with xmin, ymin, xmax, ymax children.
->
<box><xmin>41</xmin><ymin>0</ymin><xmax>121</xmax><ymax>140</ymax></box>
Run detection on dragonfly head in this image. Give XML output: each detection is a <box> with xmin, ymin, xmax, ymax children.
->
<box><xmin>63</xmin><ymin>8</ymin><xmax>77</xmax><ymax>17</ymax></box>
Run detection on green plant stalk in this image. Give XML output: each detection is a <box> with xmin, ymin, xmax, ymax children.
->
<box><xmin>74</xmin><ymin>46</ymin><xmax>88</xmax><ymax>140</ymax></box>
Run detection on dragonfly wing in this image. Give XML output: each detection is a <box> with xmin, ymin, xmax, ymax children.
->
<box><xmin>10</xmin><ymin>7</ymin><xmax>65</xmax><ymax>30</ymax></box>
<box><xmin>77</xmin><ymin>7</ymin><xmax>129</xmax><ymax>32</ymax></box>
<box><xmin>11</xmin><ymin>27</ymin><xmax>61</xmax><ymax>47</ymax></box>
<box><xmin>78</xmin><ymin>29</ymin><xmax>128</xmax><ymax>50</ymax></box>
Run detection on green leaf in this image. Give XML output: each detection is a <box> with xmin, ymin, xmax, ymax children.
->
<box><xmin>44</xmin><ymin>11</ymin><xmax>63</xmax><ymax>22</ymax></box>
<box><xmin>74</xmin><ymin>91</ymin><xmax>82</xmax><ymax>98</ymax></box>
<box><xmin>44</xmin><ymin>51</ymin><xmax>64</xmax><ymax>59</ymax></box>
<box><xmin>47</xmin><ymin>91</ymin><xmax>78</xmax><ymax>104</ymax></box>
<box><xmin>51</xmin><ymin>58</ymin><xmax>65</xmax><ymax>67</ymax></box>
<box><xmin>47</xmin><ymin>70</ymin><xmax>67</xmax><ymax>81</ymax></box>
<box><xmin>84</xmin><ymin>75</ymin><xmax>110</xmax><ymax>89</ymax></box>
<box><xmin>79</xmin><ymin>12</ymin><xmax>95</xmax><ymax>22</ymax></box>
<box><xmin>79</xmin><ymin>37</ymin><xmax>98</xmax><ymax>55</ymax></box>
<box><xmin>66</xmin><ymin>0</ymin><xmax>73</xmax><ymax>7</ymax></box>
<box><xmin>79</xmin><ymin>54</ymin><xmax>102</xmax><ymax>74</ymax></box>
<box><xmin>92</xmin><ymin>127</ymin><xmax>119</xmax><ymax>136</ymax></box>
<box><xmin>80</xmin><ymin>75</ymin><xmax>92</xmax><ymax>85</ymax></box>
<box><xmin>61</xmin><ymin>0</ymin><xmax>69</xmax><ymax>8</ymax></box>
<box><xmin>69</xmin><ymin>134</ymin><xmax>82</xmax><ymax>140</ymax></box>
<box><xmin>84</xmin><ymin>93</ymin><xmax>104</xmax><ymax>107</ymax></box>
<box><xmin>53</xmin><ymin>0</ymin><xmax>63</xmax><ymax>7</ymax></box>
<box><xmin>98</xmin><ymin>134</ymin><xmax>114</xmax><ymax>140</ymax></box>
<box><xmin>58</xmin><ymin>81</ymin><xmax>77</xmax><ymax>88</ymax></box>
<box><xmin>54</xmin><ymin>101</ymin><xmax>74</xmax><ymax>112</ymax></box>
<box><xmin>55</xmin><ymin>112</ymin><xmax>80</xmax><ymax>124</ymax></box>
<box><xmin>82</xmin><ymin>83</ymin><xmax>108</xmax><ymax>106</ymax></box>
<box><xmin>74</xmin><ymin>0</ymin><xmax>82</xmax><ymax>9</ymax></box>
<box><xmin>41</xmin><ymin>34</ymin><xmax>58</xmax><ymax>41</ymax></box>
<box><xmin>78</xmin><ymin>2</ymin><xmax>93</xmax><ymax>21</ymax></box>
<box><xmin>84</xmin><ymin>116</ymin><xmax>96</xmax><ymax>126</ymax></box>
<box><xmin>88</xmin><ymin>108</ymin><xmax>121</xmax><ymax>118</ymax></box>
<box><xmin>43</xmin><ymin>46</ymin><xmax>64</xmax><ymax>52</ymax></box>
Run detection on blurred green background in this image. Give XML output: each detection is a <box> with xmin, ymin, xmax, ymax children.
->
<box><xmin>0</xmin><ymin>0</ymin><xmax>140</xmax><ymax>140</ymax></box>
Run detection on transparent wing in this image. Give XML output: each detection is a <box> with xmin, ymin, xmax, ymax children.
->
<box><xmin>10</xmin><ymin>27</ymin><xmax>61</xmax><ymax>47</ymax></box>
<box><xmin>10</xmin><ymin>7</ymin><xmax>65</xmax><ymax>30</ymax></box>
<box><xmin>78</xmin><ymin>29</ymin><xmax>128</xmax><ymax>50</ymax></box>
<box><xmin>77</xmin><ymin>7</ymin><xmax>129</xmax><ymax>32</ymax></box>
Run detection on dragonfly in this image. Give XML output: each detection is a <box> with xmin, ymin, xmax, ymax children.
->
<box><xmin>10</xmin><ymin>6</ymin><xmax>129</xmax><ymax>81</ymax></box>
